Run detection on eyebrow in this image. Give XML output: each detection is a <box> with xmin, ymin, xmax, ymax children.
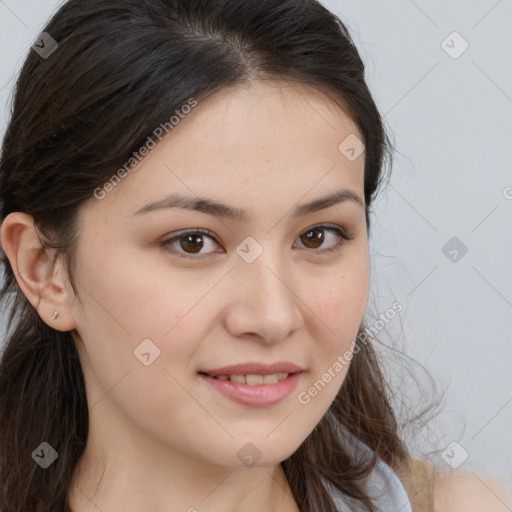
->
<box><xmin>133</xmin><ymin>188</ymin><xmax>365</xmax><ymax>221</ymax></box>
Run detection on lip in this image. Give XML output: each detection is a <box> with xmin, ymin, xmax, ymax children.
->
<box><xmin>199</xmin><ymin>371</ymin><xmax>303</xmax><ymax>407</ymax></box>
<box><xmin>199</xmin><ymin>361</ymin><xmax>303</xmax><ymax>377</ymax></box>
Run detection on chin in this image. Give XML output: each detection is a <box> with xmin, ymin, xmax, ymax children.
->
<box><xmin>222</xmin><ymin>439</ymin><xmax>302</xmax><ymax>470</ymax></box>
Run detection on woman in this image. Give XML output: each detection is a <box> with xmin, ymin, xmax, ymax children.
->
<box><xmin>0</xmin><ymin>0</ymin><xmax>509</xmax><ymax>511</ymax></box>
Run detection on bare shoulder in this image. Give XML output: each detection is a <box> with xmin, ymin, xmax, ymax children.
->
<box><xmin>433</xmin><ymin>469</ymin><xmax>512</xmax><ymax>512</ymax></box>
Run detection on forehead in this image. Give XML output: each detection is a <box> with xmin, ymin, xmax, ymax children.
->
<box><xmin>182</xmin><ymin>80</ymin><xmax>363</xmax><ymax>155</ymax></box>
<box><xmin>93</xmin><ymin>80</ymin><xmax>366</xmax><ymax>219</ymax></box>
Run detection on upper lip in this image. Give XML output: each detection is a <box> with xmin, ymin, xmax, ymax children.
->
<box><xmin>199</xmin><ymin>362</ymin><xmax>303</xmax><ymax>377</ymax></box>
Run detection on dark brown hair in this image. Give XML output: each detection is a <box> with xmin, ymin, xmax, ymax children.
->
<box><xmin>0</xmin><ymin>1</ymin><xmax>442</xmax><ymax>510</ymax></box>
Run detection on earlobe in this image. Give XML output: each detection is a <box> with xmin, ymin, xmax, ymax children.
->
<box><xmin>0</xmin><ymin>212</ymin><xmax>77</xmax><ymax>332</ymax></box>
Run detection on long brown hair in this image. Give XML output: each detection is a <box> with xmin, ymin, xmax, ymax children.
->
<box><xmin>0</xmin><ymin>1</ymin><xmax>442</xmax><ymax>510</ymax></box>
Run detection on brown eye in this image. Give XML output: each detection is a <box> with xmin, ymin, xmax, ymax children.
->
<box><xmin>300</xmin><ymin>228</ymin><xmax>325</xmax><ymax>249</ymax></box>
<box><xmin>179</xmin><ymin>233</ymin><xmax>205</xmax><ymax>254</ymax></box>
<box><xmin>161</xmin><ymin>225</ymin><xmax>351</xmax><ymax>261</ymax></box>
<box><xmin>294</xmin><ymin>225</ymin><xmax>350</xmax><ymax>253</ymax></box>
<box><xmin>161</xmin><ymin>229</ymin><xmax>222</xmax><ymax>259</ymax></box>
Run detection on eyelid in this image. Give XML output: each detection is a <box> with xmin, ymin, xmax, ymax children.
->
<box><xmin>160</xmin><ymin>224</ymin><xmax>352</xmax><ymax>260</ymax></box>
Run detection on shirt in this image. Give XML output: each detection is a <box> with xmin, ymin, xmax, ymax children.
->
<box><xmin>322</xmin><ymin>428</ymin><xmax>413</xmax><ymax>512</ymax></box>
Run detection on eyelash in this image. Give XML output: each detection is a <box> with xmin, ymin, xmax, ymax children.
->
<box><xmin>159</xmin><ymin>225</ymin><xmax>352</xmax><ymax>260</ymax></box>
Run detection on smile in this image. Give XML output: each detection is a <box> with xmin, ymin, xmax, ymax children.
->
<box><xmin>198</xmin><ymin>371</ymin><xmax>303</xmax><ymax>407</ymax></box>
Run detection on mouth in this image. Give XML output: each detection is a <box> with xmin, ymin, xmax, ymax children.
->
<box><xmin>197</xmin><ymin>372</ymin><xmax>295</xmax><ymax>385</ymax></box>
<box><xmin>197</xmin><ymin>363</ymin><xmax>304</xmax><ymax>407</ymax></box>
<box><xmin>198</xmin><ymin>361</ymin><xmax>303</xmax><ymax>379</ymax></box>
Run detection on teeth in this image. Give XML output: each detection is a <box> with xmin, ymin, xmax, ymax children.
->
<box><xmin>262</xmin><ymin>373</ymin><xmax>288</xmax><ymax>384</ymax></box>
<box><xmin>246</xmin><ymin>374</ymin><xmax>264</xmax><ymax>385</ymax></box>
<box><xmin>213</xmin><ymin>373</ymin><xmax>289</xmax><ymax>384</ymax></box>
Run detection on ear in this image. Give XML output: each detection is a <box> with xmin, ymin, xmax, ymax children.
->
<box><xmin>0</xmin><ymin>212</ymin><xmax>78</xmax><ymax>332</ymax></box>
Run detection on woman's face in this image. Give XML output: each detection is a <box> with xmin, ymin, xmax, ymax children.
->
<box><xmin>68</xmin><ymin>80</ymin><xmax>369</xmax><ymax>470</ymax></box>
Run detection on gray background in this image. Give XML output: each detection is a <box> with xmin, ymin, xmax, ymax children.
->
<box><xmin>1</xmin><ymin>0</ymin><xmax>511</xmax><ymax>485</ymax></box>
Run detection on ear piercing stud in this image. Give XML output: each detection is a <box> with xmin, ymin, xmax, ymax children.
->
<box><xmin>51</xmin><ymin>312</ymin><xmax>59</xmax><ymax>320</ymax></box>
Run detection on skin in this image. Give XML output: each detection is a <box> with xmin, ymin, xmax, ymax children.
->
<box><xmin>434</xmin><ymin>471</ymin><xmax>512</xmax><ymax>512</ymax></box>
<box><xmin>1</xmin><ymin>81</ymin><xmax>370</xmax><ymax>511</ymax></box>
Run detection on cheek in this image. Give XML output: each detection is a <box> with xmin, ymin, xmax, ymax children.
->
<box><xmin>295</xmin><ymin>267</ymin><xmax>368</xmax><ymax>417</ymax></box>
<box><xmin>73</xmin><ymin>270</ymin><xmax>203</xmax><ymax>429</ymax></box>
<box><xmin>309</xmin><ymin>262</ymin><xmax>369</xmax><ymax>344</ymax></box>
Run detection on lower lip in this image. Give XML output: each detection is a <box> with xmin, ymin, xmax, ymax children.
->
<box><xmin>199</xmin><ymin>372</ymin><xmax>302</xmax><ymax>407</ymax></box>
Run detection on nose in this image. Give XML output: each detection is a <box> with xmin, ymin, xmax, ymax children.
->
<box><xmin>223</xmin><ymin>251</ymin><xmax>304</xmax><ymax>344</ymax></box>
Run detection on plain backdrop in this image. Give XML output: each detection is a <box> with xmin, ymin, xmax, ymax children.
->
<box><xmin>0</xmin><ymin>0</ymin><xmax>511</xmax><ymax>484</ymax></box>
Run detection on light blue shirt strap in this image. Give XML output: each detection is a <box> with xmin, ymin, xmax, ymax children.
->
<box><xmin>322</xmin><ymin>427</ymin><xmax>413</xmax><ymax>512</ymax></box>
<box><xmin>363</xmin><ymin>456</ymin><xmax>413</xmax><ymax>512</ymax></box>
